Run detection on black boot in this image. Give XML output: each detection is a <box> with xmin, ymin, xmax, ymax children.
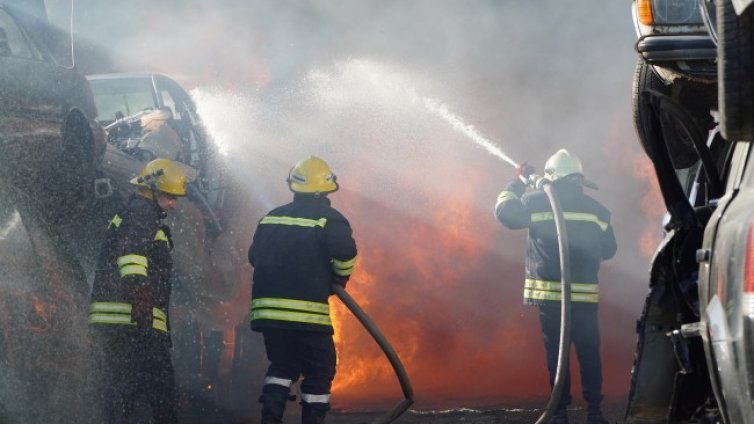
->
<box><xmin>301</xmin><ymin>402</ymin><xmax>328</xmax><ymax>424</ymax></box>
<box><xmin>548</xmin><ymin>408</ymin><xmax>568</xmax><ymax>424</ymax></box>
<box><xmin>260</xmin><ymin>384</ymin><xmax>290</xmax><ymax>424</ymax></box>
<box><xmin>587</xmin><ymin>410</ymin><xmax>608</xmax><ymax>424</ymax></box>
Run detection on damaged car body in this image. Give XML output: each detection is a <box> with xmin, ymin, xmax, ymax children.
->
<box><xmin>627</xmin><ymin>0</ymin><xmax>754</xmax><ymax>422</ymax></box>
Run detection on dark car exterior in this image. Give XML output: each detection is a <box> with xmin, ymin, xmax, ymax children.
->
<box><xmin>696</xmin><ymin>140</ymin><xmax>754</xmax><ymax>423</ymax></box>
<box><xmin>0</xmin><ymin>4</ymin><xmax>104</xmax><ymax>227</ymax></box>
<box><xmin>627</xmin><ymin>2</ymin><xmax>754</xmax><ymax>423</ymax></box>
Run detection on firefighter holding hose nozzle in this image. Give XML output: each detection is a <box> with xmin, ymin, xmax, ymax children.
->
<box><xmin>495</xmin><ymin>149</ymin><xmax>617</xmax><ymax>424</ymax></box>
<box><xmin>88</xmin><ymin>158</ymin><xmax>193</xmax><ymax>423</ymax></box>
<box><xmin>248</xmin><ymin>156</ymin><xmax>358</xmax><ymax>424</ymax></box>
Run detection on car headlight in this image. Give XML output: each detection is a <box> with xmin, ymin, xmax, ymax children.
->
<box><xmin>637</xmin><ymin>0</ymin><xmax>704</xmax><ymax>25</ymax></box>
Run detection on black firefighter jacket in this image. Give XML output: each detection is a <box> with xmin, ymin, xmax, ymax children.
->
<box><xmin>249</xmin><ymin>194</ymin><xmax>358</xmax><ymax>335</ymax></box>
<box><xmin>495</xmin><ymin>178</ymin><xmax>617</xmax><ymax>306</ymax></box>
<box><xmin>89</xmin><ymin>194</ymin><xmax>173</xmax><ymax>336</ymax></box>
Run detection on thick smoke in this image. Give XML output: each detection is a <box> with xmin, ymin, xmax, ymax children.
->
<box><xmin>0</xmin><ymin>0</ymin><xmax>661</xmax><ymax>418</ymax></box>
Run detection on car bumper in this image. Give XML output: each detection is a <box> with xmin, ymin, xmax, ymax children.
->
<box><xmin>637</xmin><ymin>35</ymin><xmax>717</xmax><ymax>80</ymax></box>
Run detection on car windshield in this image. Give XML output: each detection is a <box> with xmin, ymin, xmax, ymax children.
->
<box><xmin>89</xmin><ymin>77</ymin><xmax>157</xmax><ymax>124</ymax></box>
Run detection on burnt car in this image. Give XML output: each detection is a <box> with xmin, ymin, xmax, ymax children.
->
<box><xmin>626</xmin><ymin>1</ymin><xmax>754</xmax><ymax>423</ymax></box>
<box><xmin>0</xmin><ymin>3</ymin><xmax>104</xmax><ymax>232</ymax></box>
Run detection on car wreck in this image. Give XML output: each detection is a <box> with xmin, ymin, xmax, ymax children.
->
<box><xmin>627</xmin><ymin>0</ymin><xmax>754</xmax><ymax>423</ymax></box>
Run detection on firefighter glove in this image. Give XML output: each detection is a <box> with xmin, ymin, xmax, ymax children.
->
<box><xmin>132</xmin><ymin>285</ymin><xmax>154</xmax><ymax>331</ymax></box>
<box><xmin>513</xmin><ymin>162</ymin><xmax>535</xmax><ymax>181</ymax></box>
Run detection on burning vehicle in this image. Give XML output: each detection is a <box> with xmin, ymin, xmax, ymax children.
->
<box><xmin>627</xmin><ymin>0</ymin><xmax>754</xmax><ymax>422</ymax></box>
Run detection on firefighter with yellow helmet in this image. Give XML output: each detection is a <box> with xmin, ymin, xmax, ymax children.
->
<box><xmin>248</xmin><ymin>156</ymin><xmax>357</xmax><ymax>424</ymax></box>
<box><xmin>495</xmin><ymin>149</ymin><xmax>617</xmax><ymax>424</ymax></box>
<box><xmin>88</xmin><ymin>158</ymin><xmax>193</xmax><ymax>423</ymax></box>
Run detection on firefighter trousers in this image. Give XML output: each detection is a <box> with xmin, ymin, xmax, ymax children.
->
<box><xmin>91</xmin><ymin>328</ymin><xmax>178</xmax><ymax>424</ymax></box>
<box><xmin>260</xmin><ymin>329</ymin><xmax>336</xmax><ymax>422</ymax></box>
<box><xmin>538</xmin><ymin>302</ymin><xmax>603</xmax><ymax>414</ymax></box>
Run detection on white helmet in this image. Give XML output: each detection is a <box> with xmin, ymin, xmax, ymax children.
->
<box><xmin>543</xmin><ymin>149</ymin><xmax>583</xmax><ymax>182</ymax></box>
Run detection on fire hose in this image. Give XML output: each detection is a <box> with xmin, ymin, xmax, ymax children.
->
<box><xmin>331</xmin><ymin>284</ymin><xmax>415</xmax><ymax>424</ymax></box>
<box><xmin>515</xmin><ymin>172</ymin><xmax>573</xmax><ymax>424</ymax></box>
<box><xmin>533</xmin><ymin>177</ymin><xmax>572</xmax><ymax>424</ymax></box>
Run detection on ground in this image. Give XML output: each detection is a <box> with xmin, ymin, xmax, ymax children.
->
<box><xmin>297</xmin><ymin>403</ymin><xmax>625</xmax><ymax>423</ymax></box>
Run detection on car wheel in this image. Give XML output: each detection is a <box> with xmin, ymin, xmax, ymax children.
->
<box><xmin>633</xmin><ymin>58</ymin><xmax>716</xmax><ymax>169</ymax></box>
<box><xmin>51</xmin><ymin>111</ymin><xmax>95</xmax><ymax>223</ymax></box>
<box><xmin>633</xmin><ymin>58</ymin><xmax>670</xmax><ymax>164</ymax></box>
<box><xmin>717</xmin><ymin>0</ymin><xmax>754</xmax><ymax>141</ymax></box>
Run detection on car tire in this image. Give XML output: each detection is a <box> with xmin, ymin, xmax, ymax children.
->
<box><xmin>717</xmin><ymin>0</ymin><xmax>754</xmax><ymax>141</ymax></box>
<box><xmin>633</xmin><ymin>58</ymin><xmax>670</xmax><ymax>164</ymax></box>
<box><xmin>52</xmin><ymin>111</ymin><xmax>95</xmax><ymax>223</ymax></box>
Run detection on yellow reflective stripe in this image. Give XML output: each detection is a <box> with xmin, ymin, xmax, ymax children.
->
<box><xmin>89</xmin><ymin>313</ymin><xmax>133</xmax><ymax>325</ymax></box>
<box><xmin>108</xmin><ymin>214</ymin><xmax>122</xmax><ymax>229</ymax></box>
<box><xmin>152</xmin><ymin>319</ymin><xmax>167</xmax><ymax>332</ymax></box>
<box><xmin>525</xmin><ymin>278</ymin><xmax>599</xmax><ymax>294</ymax></box>
<box><xmin>119</xmin><ymin>264</ymin><xmax>147</xmax><ymax>278</ymax></box>
<box><xmin>530</xmin><ymin>212</ymin><xmax>609</xmax><ymax>231</ymax></box>
<box><xmin>154</xmin><ymin>229</ymin><xmax>168</xmax><ymax>242</ymax></box>
<box><xmin>251</xmin><ymin>309</ymin><xmax>332</xmax><ymax>326</ymax></box>
<box><xmin>260</xmin><ymin>216</ymin><xmax>328</xmax><ymax>228</ymax></box>
<box><xmin>152</xmin><ymin>307</ymin><xmax>167</xmax><ymax>322</ymax></box>
<box><xmin>524</xmin><ymin>289</ymin><xmax>599</xmax><ymax>303</ymax></box>
<box><xmin>88</xmin><ymin>302</ymin><xmax>168</xmax><ymax>332</ymax></box>
<box><xmin>90</xmin><ymin>302</ymin><xmax>131</xmax><ymax>314</ymax></box>
<box><xmin>332</xmin><ymin>256</ymin><xmax>356</xmax><ymax>276</ymax></box>
<box><xmin>117</xmin><ymin>254</ymin><xmax>148</xmax><ymax>268</ymax></box>
<box><xmin>117</xmin><ymin>254</ymin><xmax>148</xmax><ymax>278</ymax></box>
<box><xmin>252</xmin><ymin>298</ymin><xmax>329</xmax><ymax>314</ymax></box>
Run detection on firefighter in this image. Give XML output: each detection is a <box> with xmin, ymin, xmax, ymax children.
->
<box><xmin>495</xmin><ymin>149</ymin><xmax>617</xmax><ymax>424</ymax></box>
<box><xmin>248</xmin><ymin>156</ymin><xmax>357</xmax><ymax>424</ymax></box>
<box><xmin>88</xmin><ymin>158</ymin><xmax>192</xmax><ymax>423</ymax></box>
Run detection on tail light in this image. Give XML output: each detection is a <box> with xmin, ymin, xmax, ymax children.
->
<box><xmin>745</xmin><ymin>224</ymin><xmax>754</xmax><ymax>293</ymax></box>
<box><xmin>744</xmin><ymin>224</ymin><xmax>754</xmax><ymax>316</ymax></box>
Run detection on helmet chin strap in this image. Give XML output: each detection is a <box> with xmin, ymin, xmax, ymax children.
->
<box><xmin>148</xmin><ymin>185</ymin><xmax>168</xmax><ymax>219</ymax></box>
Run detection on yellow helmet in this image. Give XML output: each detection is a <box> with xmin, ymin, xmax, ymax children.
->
<box><xmin>543</xmin><ymin>149</ymin><xmax>583</xmax><ymax>182</ymax></box>
<box><xmin>287</xmin><ymin>156</ymin><xmax>338</xmax><ymax>194</ymax></box>
<box><xmin>130</xmin><ymin>158</ymin><xmax>194</xmax><ymax>196</ymax></box>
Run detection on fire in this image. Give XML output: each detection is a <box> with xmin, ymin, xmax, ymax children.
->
<box><xmin>30</xmin><ymin>294</ymin><xmax>54</xmax><ymax>333</ymax></box>
<box><xmin>328</xmin><ymin>166</ymin><xmax>549</xmax><ymax>409</ymax></box>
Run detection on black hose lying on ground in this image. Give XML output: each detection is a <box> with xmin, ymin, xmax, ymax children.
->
<box><xmin>331</xmin><ymin>284</ymin><xmax>414</xmax><ymax>424</ymax></box>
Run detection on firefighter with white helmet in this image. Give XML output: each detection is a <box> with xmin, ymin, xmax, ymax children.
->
<box><xmin>249</xmin><ymin>155</ymin><xmax>357</xmax><ymax>424</ymax></box>
<box><xmin>495</xmin><ymin>149</ymin><xmax>617</xmax><ymax>424</ymax></box>
<box><xmin>88</xmin><ymin>158</ymin><xmax>193</xmax><ymax>423</ymax></box>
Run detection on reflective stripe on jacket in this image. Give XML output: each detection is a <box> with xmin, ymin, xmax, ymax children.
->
<box><xmin>524</xmin><ymin>278</ymin><xmax>599</xmax><ymax>303</ymax></box>
<box><xmin>249</xmin><ymin>194</ymin><xmax>357</xmax><ymax>334</ymax></box>
<box><xmin>88</xmin><ymin>301</ymin><xmax>169</xmax><ymax>332</ymax></box>
<box><xmin>495</xmin><ymin>178</ymin><xmax>617</xmax><ymax>306</ymax></box>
